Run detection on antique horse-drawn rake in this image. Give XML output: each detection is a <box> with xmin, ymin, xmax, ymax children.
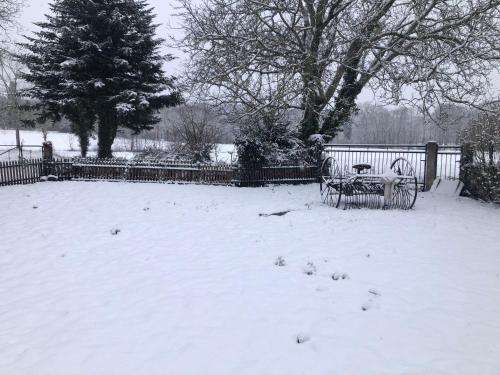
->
<box><xmin>320</xmin><ymin>157</ymin><xmax>418</xmax><ymax>209</ymax></box>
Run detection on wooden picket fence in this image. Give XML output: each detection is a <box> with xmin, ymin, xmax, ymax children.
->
<box><xmin>0</xmin><ymin>158</ymin><xmax>317</xmax><ymax>187</ymax></box>
<box><xmin>45</xmin><ymin>158</ymin><xmax>235</xmax><ymax>184</ymax></box>
<box><xmin>0</xmin><ymin>159</ymin><xmax>43</xmax><ymax>187</ymax></box>
<box><xmin>235</xmin><ymin>164</ymin><xmax>318</xmax><ymax>187</ymax></box>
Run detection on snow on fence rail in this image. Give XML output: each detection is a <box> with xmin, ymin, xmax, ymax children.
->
<box><xmin>0</xmin><ymin>158</ymin><xmax>317</xmax><ymax>187</ymax></box>
<box><xmin>235</xmin><ymin>164</ymin><xmax>318</xmax><ymax>187</ymax></box>
<box><xmin>52</xmin><ymin>159</ymin><xmax>317</xmax><ymax>185</ymax></box>
<box><xmin>46</xmin><ymin>159</ymin><xmax>235</xmax><ymax>185</ymax></box>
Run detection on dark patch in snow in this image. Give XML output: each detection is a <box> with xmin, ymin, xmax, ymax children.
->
<box><xmin>332</xmin><ymin>273</ymin><xmax>349</xmax><ymax>281</ymax></box>
<box><xmin>274</xmin><ymin>256</ymin><xmax>286</xmax><ymax>267</ymax></box>
<box><xmin>303</xmin><ymin>262</ymin><xmax>316</xmax><ymax>276</ymax></box>
<box><xmin>110</xmin><ymin>228</ymin><xmax>121</xmax><ymax>236</ymax></box>
<box><xmin>259</xmin><ymin>210</ymin><xmax>292</xmax><ymax>217</ymax></box>
<box><xmin>362</xmin><ymin>289</ymin><xmax>381</xmax><ymax>311</ymax></box>
<box><xmin>296</xmin><ymin>334</ymin><xmax>311</xmax><ymax>344</ymax></box>
<box><xmin>32</xmin><ymin>206</ymin><xmax>38</xmax><ymax>209</ymax></box>
<box><xmin>143</xmin><ymin>207</ymin><xmax>150</xmax><ymax>211</ymax></box>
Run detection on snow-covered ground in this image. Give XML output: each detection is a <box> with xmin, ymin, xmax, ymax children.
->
<box><xmin>0</xmin><ymin>129</ymin><xmax>236</xmax><ymax>162</ymax></box>
<box><xmin>0</xmin><ymin>182</ymin><xmax>499</xmax><ymax>375</ymax></box>
<box><xmin>0</xmin><ymin>129</ymin><xmax>134</xmax><ymax>160</ymax></box>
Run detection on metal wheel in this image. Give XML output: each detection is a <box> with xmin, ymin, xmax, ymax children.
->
<box><xmin>390</xmin><ymin>157</ymin><xmax>418</xmax><ymax>209</ymax></box>
<box><xmin>320</xmin><ymin>157</ymin><xmax>342</xmax><ymax>208</ymax></box>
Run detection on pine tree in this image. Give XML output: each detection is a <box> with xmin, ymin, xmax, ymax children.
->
<box><xmin>20</xmin><ymin>2</ymin><xmax>95</xmax><ymax>156</ymax></box>
<box><xmin>21</xmin><ymin>0</ymin><xmax>181</xmax><ymax>158</ymax></box>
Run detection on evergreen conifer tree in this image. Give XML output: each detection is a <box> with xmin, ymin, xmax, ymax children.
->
<box><xmin>22</xmin><ymin>0</ymin><xmax>181</xmax><ymax>157</ymax></box>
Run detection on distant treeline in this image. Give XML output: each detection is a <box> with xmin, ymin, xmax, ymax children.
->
<box><xmin>334</xmin><ymin>103</ymin><xmax>473</xmax><ymax>145</ymax></box>
<box><xmin>0</xmin><ymin>97</ymin><xmax>472</xmax><ymax>146</ymax></box>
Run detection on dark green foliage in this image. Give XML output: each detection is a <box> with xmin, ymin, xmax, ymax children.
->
<box><xmin>460</xmin><ymin>110</ymin><xmax>500</xmax><ymax>202</ymax></box>
<box><xmin>461</xmin><ymin>163</ymin><xmax>500</xmax><ymax>202</ymax></box>
<box><xmin>235</xmin><ymin>137</ymin><xmax>268</xmax><ymax>168</ymax></box>
<box><xmin>21</xmin><ymin>0</ymin><xmax>181</xmax><ymax>157</ymax></box>
<box><xmin>235</xmin><ymin>114</ymin><xmax>308</xmax><ymax>168</ymax></box>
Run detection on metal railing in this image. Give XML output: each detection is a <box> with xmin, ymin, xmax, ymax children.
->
<box><xmin>0</xmin><ymin>144</ymin><xmax>44</xmax><ymax>161</ymax></box>
<box><xmin>323</xmin><ymin>143</ymin><xmax>462</xmax><ymax>187</ymax></box>
<box><xmin>324</xmin><ymin>144</ymin><xmax>428</xmax><ymax>185</ymax></box>
<box><xmin>437</xmin><ymin>146</ymin><xmax>461</xmax><ymax>181</ymax></box>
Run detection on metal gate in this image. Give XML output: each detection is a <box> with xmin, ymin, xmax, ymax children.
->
<box><xmin>323</xmin><ymin>143</ymin><xmax>462</xmax><ymax>189</ymax></box>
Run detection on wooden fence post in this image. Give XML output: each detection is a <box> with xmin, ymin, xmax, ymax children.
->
<box><xmin>424</xmin><ymin>141</ymin><xmax>438</xmax><ymax>191</ymax></box>
<box><xmin>16</xmin><ymin>128</ymin><xmax>22</xmax><ymax>159</ymax></box>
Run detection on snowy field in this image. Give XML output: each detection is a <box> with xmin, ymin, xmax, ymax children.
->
<box><xmin>0</xmin><ymin>182</ymin><xmax>500</xmax><ymax>374</ymax></box>
<box><xmin>0</xmin><ymin>129</ymin><xmax>235</xmax><ymax>162</ymax></box>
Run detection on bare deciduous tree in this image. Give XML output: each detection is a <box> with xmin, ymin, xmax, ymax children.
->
<box><xmin>170</xmin><ymin>104</ymin><xmax>223</xmax><ymax>162</ymax></box>
<box><xmin>0</xmin><ymin>0</ymin><xmax>22</xmax><ymax>32</ymax></box>
<box><xmin>0</xmin><ymin>0</ymin><xmax>25</xmax><ymax>129</ymax></box>
<box><xmin>0</xmin><ymin>47</ymin><xmax>23</xmax><ymax>128</ymax></box>
<box><xmin>176</xmin><ymin>0</ymin><xmax>500</xmax><ymax>142</ymax></box>
<box><xmin>461</xmin><ymin>107</ymin><xmax>500</xmax><ymax>165</ymax></box>
<box><xmin>335</xmin><ymin>102</ymin><xmax>474</xmax><ymax>144</ymax></box>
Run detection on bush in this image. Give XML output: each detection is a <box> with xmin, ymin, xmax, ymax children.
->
<box><xmin>460</xmin><ymin>109</ymin><xmax>500</xmax><ymax>202</ymax></box>
<box><xmin>461</xmin><ymin>162</ymin><xmax>500</xmax><ymax>202</ymax></box>
<box><xmin>235</xmin><ymin>114</ymin><xmax>308</xmax><ymax>168</ymax></box>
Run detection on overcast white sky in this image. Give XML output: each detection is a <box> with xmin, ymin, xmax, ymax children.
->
<box><xmin>17</xmin><ymin>0</ymin><xmax>500</xmax><ymax>104</ymax></box>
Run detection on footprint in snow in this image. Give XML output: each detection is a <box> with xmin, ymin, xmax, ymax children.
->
<box><xmin>362</xmin><ymin>289</ymin><xmax>382</xmax><ymax>311</ymax></box>
<box><xmin>332</xmin><ymin>272</ymin><xmax>350</xmax><ymax>281</ymax></box>
<box><xmin>274</xmin><ymin>256</ymin><xmax>286</xmax><ymax>267</ymax></box>
<box><xmin>296</xmin><ymin>333</ymin><xmax>311</xmax><ymax>344</ymax></box>
<box><xmin>303</xmin><ymin>262</ymin><xmax>316</xmax><ymax>276</ymax></box>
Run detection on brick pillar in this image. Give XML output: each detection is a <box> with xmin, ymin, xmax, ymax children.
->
<box><xmin>424</xmin><ymin>141</ymin><xmax>438</xmax><ymax>191</ymax></box>
<box><xmin>42</xmin><ymin>141</ymin><xmax>53</xmax><ymax>176</ymax></box>
<box><xmin>42</xmin><ymin>141</ymin><xmax>53</xmax><ymax>161</ymax></box>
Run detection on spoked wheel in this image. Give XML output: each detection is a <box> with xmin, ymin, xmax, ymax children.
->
<box><xmin>390</xmin><ymin>157</ymin><xmax>418</xmax><ymax>209</ymax></box>
<box><xmin>320</xmin><ymin>157</ymin><xmax>342</xmax><ymax>208</ymax></box>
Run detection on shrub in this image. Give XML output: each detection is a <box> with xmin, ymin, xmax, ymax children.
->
<box><xmin>460</xmin><ymin>109</ymin><xmax>500</xmax><ymax>202</ymax></box>
<box><xmin>235</xmin><ymin>114</ymin><xmax>308</xmax><ymax>168</ymax></box>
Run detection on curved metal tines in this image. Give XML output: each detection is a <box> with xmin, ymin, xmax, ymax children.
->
<box><xmin>342</xmin><ymin>180</ymin><xmax>383</xmax><ymax>209</ymax></box>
